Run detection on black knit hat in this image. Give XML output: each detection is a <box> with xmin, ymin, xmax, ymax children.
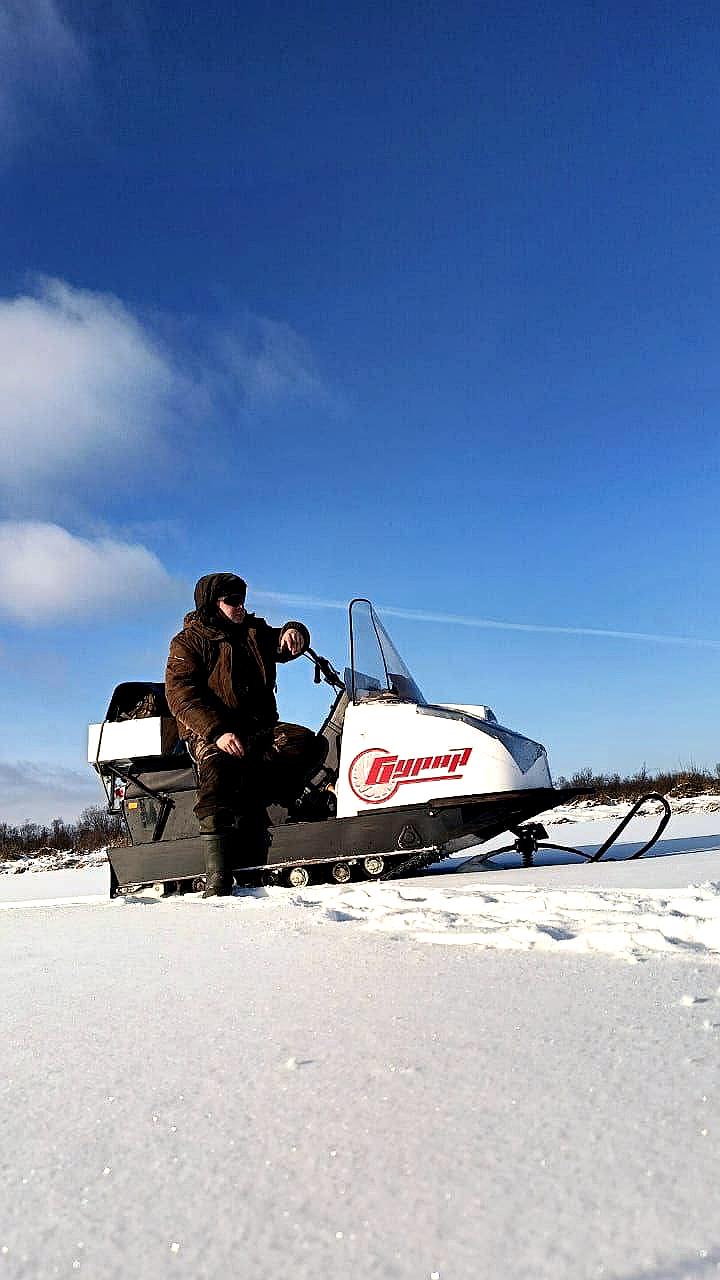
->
<box><xmin>193</xmin><ymin>573</ymin><xmax>247</xmax><ymax>611</ymax></box>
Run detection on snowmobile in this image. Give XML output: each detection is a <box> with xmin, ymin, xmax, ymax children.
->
<box><xmin>89</xmin><ymin>599</ymin><xmax>670</xmax><ymax>896</ymax></box>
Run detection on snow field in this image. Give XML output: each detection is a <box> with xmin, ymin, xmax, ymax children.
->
<box><xmin>4</xmin><ymin>805</ymin><xmax>720</xmax><ymax>966</ymax></box>
<box><xmin>0</xmin><ymin>895</ymin><xmax>719</xmax><ymax>1280</ymax></box>
<box><xmin>1</xmin><ymin>806</ymin><xmax>720</xmax><ymax>1278</ymax></box>
<box><xmin>288</xmin><ymin>876</ymin><xmax>720</xmax><ymax>964</ymax></box>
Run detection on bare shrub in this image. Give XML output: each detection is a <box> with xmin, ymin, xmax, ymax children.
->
<box><xmin>564</xmin><ymin>764</ymin><xmax>720</xmax><ymax>803</ymax></box>
<box><xmin>0</xmin><ymin>806</ymin><xmax>124</xmax><ymax>862</ymax></box>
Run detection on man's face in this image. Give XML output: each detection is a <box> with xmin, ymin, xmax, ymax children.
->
<box><xmin>217</xmin><ymin>594</ymin><xmax>246</xmax><ymax>624</ymax></box>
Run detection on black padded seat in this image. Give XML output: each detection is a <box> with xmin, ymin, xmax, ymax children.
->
<box><xmin>125</xmin><ymin>765</ymin><xmax>197</xmax><ymax>797</ymax></box>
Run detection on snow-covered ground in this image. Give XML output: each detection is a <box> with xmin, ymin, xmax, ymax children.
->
<box><xmin>1</xmin><ymin>800</ymin><xmax>719</xmax><ymax>1279</ymax></box>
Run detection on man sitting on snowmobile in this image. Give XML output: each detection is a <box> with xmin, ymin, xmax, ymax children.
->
<box><xmin>165</xmin><ymin>572</ymin><xmax>326</xmax><ymax>896</ymax></box>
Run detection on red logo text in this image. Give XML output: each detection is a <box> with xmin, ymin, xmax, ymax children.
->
<box><xmin>349</xmin><ymin>746</ymin><xmax>472</xmax><ymax>804</ymax></box>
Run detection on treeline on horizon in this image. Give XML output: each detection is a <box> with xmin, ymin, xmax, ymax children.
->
<box><xmin>2</xmin><ymin>764</ymin><xmax>720</xmax><ymax>860</ymax></box>
<box><xmin>556</xmin><ymin>763</ymin><xmax>720</xmax><ymax>802</ymax></box>
<box><xmin>0</xmin><ymin>806</ymin><xmax>123</xmax><ymax>860</ymax></box>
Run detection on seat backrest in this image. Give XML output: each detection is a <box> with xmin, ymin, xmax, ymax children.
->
<box><xmin>309</xmin><ymin>689</ymin><xmax>348</xmax><ymax>787</ymax></box>
<box><xmin>106</xmin><ymin>682</ymin><xmax>171</xmax><ymax>722</ymax></box>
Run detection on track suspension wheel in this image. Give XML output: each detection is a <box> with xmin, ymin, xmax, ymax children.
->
<box><xmin>363</xmin><ymin>856</ymin><xmax>384</xmax><ymax>877</ymax></box>
<box><xmin>287</xmin><ymin>866</ymin><xmax>310</xmax><ymax>888</ymax></box>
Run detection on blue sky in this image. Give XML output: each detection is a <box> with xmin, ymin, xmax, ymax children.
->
<box><xmin>1</xmin><ymin>0</ymin><xmax>719</xmax><ymax>821</ymax></box>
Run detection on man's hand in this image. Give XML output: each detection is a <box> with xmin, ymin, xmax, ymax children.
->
<box><xmin>216</xmin><ymin>732</ymin><xmax>245</xmax><ymax>757</ymax></box>
<box><xmin>279</xmin><ymin>627</ymin><xmax>305</xmax><ymax>657</ymax></box>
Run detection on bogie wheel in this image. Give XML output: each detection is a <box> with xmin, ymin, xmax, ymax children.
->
<box><xmin>331</xmin><ymin>862</ymin><xmax>352</xmax><ymax>884</ymax></box>
<box><xmin>363</xmin><ymin>856</ymin><xmax>384</xmax><ymax>877</ymax></box>
<box><xmin>287</xmin><ymin>866</ymin><xmax>310</xmax><ymax>888</ymax></box>
<box><xmin>191</xmin><ymin>875</ymin><xmax>207</xmax><ymax>893</ymax></box>
<box><xmin>152</xmin><ymin>881</ymin><xmax>182</xmax><ymax>897</ymax></box>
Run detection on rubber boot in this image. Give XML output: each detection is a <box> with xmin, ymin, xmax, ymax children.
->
<box><xmin>201</xmin><ymin>832</ymin><xmax>234</xmax><ymax>897</ymax></box>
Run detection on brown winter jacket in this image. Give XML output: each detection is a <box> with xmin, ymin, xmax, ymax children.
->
<box><xmin>165</xmin><ymin>603</ymin><xmax>310</xmax><ymax>751</ymax></box>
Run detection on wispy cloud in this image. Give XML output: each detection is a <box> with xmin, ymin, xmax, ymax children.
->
<box><xmin>250</xmin><ymin>590</ymin><xmax>720</xmax><ymax>651</ymax></box>
<box><xmin>0</xmin><ymin>521</ymin><xmax>181</xmax><ymax>623</ymax></box>
<box><xmin>0</xmin><ymin>760</ymin><xmax>100</xmax><ymax>824</ymax></box>
<box><xmin>0</xmin><ymin>278</ymin><xmax>336</xmax><ymax>502</ymax></box>
<box><xmin>0</xmin><ymin>0</ymin><xmax>86</xmax><ymax>154</ymax></box>
<box><xmin>212</xmin><ymin>314</ymin><xmax>337</xmax><ymax>410</ymax></box>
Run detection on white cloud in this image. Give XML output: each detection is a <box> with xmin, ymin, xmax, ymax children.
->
<box><xmin>0</xmin><ymin>760</ymin><xmax>100</xmax><ymax>824</ymax></box>
<box><xmin>0</xmin><ymin>0</ymin><xmax>86</xmax><ymax>152</ymax></box>
<box><xmin>0</xmin><ymin>521</ymin><xmax>179</xmax><ymax>623</ymax></box>
<box><xmin>0</xmin><ymin>279</ymin><xmax>335</xmax><ymax>499</ymax></box>
<box><xmin>0</xmin><ymin>278</ymin><xmax>184</xmax><ymax>492</ymax></box>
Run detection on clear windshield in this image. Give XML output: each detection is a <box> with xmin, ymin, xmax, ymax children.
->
<box><xmin>346</xmin><ymin>599</ymin><xmax>426</xmax><ymax>704</ymax></box>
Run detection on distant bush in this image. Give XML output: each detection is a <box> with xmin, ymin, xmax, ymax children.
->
<box><xmin>3</xmin><ymin>762</ymin><xmax>720</xmax><ymax>860</ymax></box>
<box><xmin>0</xmin><ymin>806</ymin><xmax>124</xmax><ymax>861</ymax></box>
<box><xmin>554</xmin><ymin>764</ymin><xmax>720</xmax><ymax>803</ymax></box>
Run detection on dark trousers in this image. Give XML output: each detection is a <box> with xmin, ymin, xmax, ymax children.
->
<box><xmin>193</xmin><ymin>722</ymin><xmax>327</xmax><ymax>832</ymax></box>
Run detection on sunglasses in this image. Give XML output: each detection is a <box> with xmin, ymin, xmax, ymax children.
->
<box><xmin>220</xmin><ymin>594</ymin><xmax>246</xmax><ymax>607</ymax></box>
